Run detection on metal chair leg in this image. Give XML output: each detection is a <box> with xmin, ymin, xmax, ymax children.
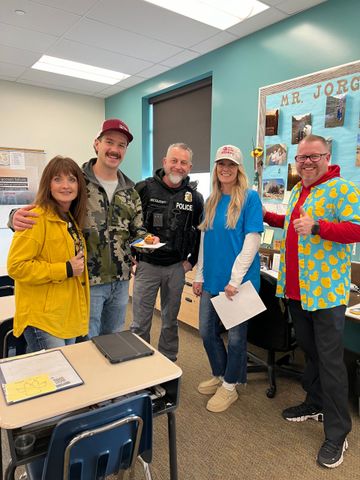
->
<box><xmin>138</xmin><ymin>455</ymin><xmax>153</xmax><ymax>480</ymax></box>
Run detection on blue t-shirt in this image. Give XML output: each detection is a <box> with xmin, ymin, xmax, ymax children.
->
<box><xmin>203</xmin><ymin>189</ymin><xmax>263</xmax><ymax>295</ymax></box>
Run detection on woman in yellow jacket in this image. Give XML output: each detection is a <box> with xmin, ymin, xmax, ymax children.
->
<box><xmin>7</xmin><ymin>156</ymin><xmax>90</xmax><ymax>352</ymax></box>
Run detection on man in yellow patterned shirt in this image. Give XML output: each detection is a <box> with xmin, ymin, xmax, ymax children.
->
<box><xmin>264</xmin><ymin>134</ymin><xmax>360</xmax><ymax>469</ymax></box>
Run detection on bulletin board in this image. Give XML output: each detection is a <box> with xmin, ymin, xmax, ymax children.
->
<box><xmin>0</xmin><ymin>147</ymin><xmax>46</xmax><ymax>228</ymax></box>
<box><xmin>256</xmin><ymin>60</ymin><xmax>360</xmax><ymax>204</ymax></box>
<box><xmin>256</xmin><ymin>60</ymin><xmax>360</xmax><ymax>259</ymax></box>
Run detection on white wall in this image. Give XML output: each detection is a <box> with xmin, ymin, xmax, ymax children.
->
<box><xmin>0</xmin><ymin>81</ymin><xmax>105</xmax><ymax>268</ymax></box>
<box><xmin>0</xmin><ymin>81</ymin><xmax>104</xmax><ymax>163</ymax></box>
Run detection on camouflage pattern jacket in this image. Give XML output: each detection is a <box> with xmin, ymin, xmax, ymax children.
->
<box><xmin>82</xmin><ymin>159</ymin><xmax>146</xmax><ymax>286</ymax></box>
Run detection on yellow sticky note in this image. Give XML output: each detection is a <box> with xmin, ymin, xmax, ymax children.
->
<box><xmin>5</xmin><ymin>374</ymin><xmax>56</xmax><ymax>403</ymax></box>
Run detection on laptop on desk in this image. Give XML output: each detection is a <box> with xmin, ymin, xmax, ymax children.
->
<box><xmin>91</xmin><ymin>330</ymin><xmax>154</xmax><ymax>364</ymax></box>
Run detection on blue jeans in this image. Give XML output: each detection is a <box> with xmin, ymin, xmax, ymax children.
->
<box><xmin>24</xmin><ymin>327</ymin><xmax>76</xmax><ymax>353</ymax></box>
<box><xmin>199</xmin><ymin>290</ymin><xmax>248</xmax><ymax>384</ymax></box>
<box><xmin>88</xmin><ymin>280</ymin><xmax>129</xmax><ymax>338</ymax></box>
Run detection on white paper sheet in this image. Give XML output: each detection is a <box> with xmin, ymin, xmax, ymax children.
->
<box><xmin>210</xmin><ymin>281</ymin><xmax>267</xmax><ymax>330</ymax></box>
<box><xmin>346</xmin><ymin>302</ymin><xmax>360</xmax><ymax>320</ymax></box>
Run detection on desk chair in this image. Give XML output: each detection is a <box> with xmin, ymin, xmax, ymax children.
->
<box><xmin>247</xmin><ymin>271</ymin><xmax>302</xmax><ymax>398</ymax></box>
<box><xmin>0</xmin><ymin>282</ymin><xmax>26</xmax><ymax>358</ymax></box>
<box><xmin>0</xmin><ymin>274</ymin><xmax>14</xmax><ymax>299</ymax></box>
<box><xmin>0</xmin><ymin>274</ymin><xmax>14</xmax><ymax>290</ymax></box>
<box><xmin>0</xmin><ymin>319</ymin><xmax>26</xmax><ymax>358</ymax></box>
<box><xmin>0</xmin><ymin>281</ymin><xmax>26</xmax><ymax>358</ymax></box>
<box><xmin>23</xmin><ymin>393</ymin><xmax>153</xmax><ymax>480</ymax></box>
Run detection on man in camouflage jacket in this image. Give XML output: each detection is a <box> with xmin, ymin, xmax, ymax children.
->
<box><xmin>10</xmin><ymin>119</ymin><xmax>149</xmax><ymax>338</ymax></box>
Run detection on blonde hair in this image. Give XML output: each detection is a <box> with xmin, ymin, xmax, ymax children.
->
<box><xmin>199</xmin><ymin>163</ymin><xmax>249</xmax><ymax>231</ymax></box>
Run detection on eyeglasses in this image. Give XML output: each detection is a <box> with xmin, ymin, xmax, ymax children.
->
<box><xmin>294</xmin><ymin>153</ymin><xmax>328</xmax><ymax>163</ymax></box>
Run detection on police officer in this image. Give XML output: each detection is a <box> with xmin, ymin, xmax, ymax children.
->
<box><xmin>131</xmin><ymin>143</ymin><xmax>204</xmax><ymax>361</ymax></box>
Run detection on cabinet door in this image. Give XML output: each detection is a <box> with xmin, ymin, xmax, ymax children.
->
<box><xmin>177</xmin><ymin>268</ymin><xmax>199</xmax><ymax>329</ymax></box>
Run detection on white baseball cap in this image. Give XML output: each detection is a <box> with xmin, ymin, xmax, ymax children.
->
<box><xmin>215</xmin><ymin>145</ymin><xmax>243</xmax><ymax>165</ymax></box>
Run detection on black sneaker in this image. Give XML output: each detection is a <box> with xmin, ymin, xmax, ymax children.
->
<box><xmin>282</xmin><ymin>402</ymin><xmax>323</xmax><ymax>422</ymax></box>
<box><xmin>317</xmin><ymin>438</ymin><xmax>348</xmax><ymax>468</ymax></box>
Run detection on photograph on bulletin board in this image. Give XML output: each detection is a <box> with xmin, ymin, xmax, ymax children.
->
<box><xmin>324</xmin><ymin>94</ymin><xmax>346</xmax><ymax>127</ymax></box>
<box><xmin>286</xmin><ymin>163</ymin><xmax>301</xmax><ymax>191</ymax></box>
<box><xmin>265</xmin><ymin>144</ymin><xmax>287</xmax><ymax>166</ymax></box>
<box><xmin>262</xmin><ymin>178</ymin><xmax>285</xmax><ymax>202</ymax></box>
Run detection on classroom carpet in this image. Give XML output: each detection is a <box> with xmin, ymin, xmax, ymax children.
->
<box><xmin>7</xmin><ymin>304</ymin><xmax>360</xmax><ymax>480</ymax></box>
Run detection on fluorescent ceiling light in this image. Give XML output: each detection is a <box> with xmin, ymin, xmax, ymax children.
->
<box><xmin>144</xmin><ymin>0</ymin><xmax>269</xmax><ymax>30</ymax></box>
<box><xmin>31</xmin><ymin>55</ymin><xmax>130</xmax><ymax>85</ymax></box>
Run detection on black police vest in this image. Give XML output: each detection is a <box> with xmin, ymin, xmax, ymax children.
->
<box><xmin>142</xmin><ymin>178</ymin><xmax>196</xmax><ymax>265</ymax></box>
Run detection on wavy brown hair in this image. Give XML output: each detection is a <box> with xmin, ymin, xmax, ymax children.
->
<box><xmin>35</xmin><ymin>156</ymin><xmax>87</xmax><ymax>228</ymax></box>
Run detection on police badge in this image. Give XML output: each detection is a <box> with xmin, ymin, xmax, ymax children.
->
<box><xmin>184</xmin><ymin>191</ymin><xmax>192</xmax><ymax>202</ymax></box>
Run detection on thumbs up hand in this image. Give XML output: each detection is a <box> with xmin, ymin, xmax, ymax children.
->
<box><xmin>293</xmin><ymin>207</ymin><xmax>316</xmax><ymax>235</ymax></box>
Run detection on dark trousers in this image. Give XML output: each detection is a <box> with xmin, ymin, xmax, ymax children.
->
<box><xmin>288</xmin><ymin>300</ymin><xmax>351</xmax><ymax>444</ymax></box>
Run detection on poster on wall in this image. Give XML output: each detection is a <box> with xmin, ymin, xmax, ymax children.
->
<box><xmin>0</xmin><ymin>148</ymin><xmax>45</xmax><ymax>228</ymax></box>
<box><xmin>257</xmin><ymin>60</ymin><xmax>360</xmax><ymax>204</ymax></box>
<box><xmin>0</xmin><ymin>167</ymin><xmax>38</xmax><ymax>205</ymax></box>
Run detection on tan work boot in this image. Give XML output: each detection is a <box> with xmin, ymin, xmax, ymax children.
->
<box><xmin>197</xmin><ymin>377</ymin><xmax>221</xmax><ymax>395</ymax></box>
<box><xmin>206</xmin><ymin>386</ymin><xmax>238</xmax><ymax>412</ymax></box>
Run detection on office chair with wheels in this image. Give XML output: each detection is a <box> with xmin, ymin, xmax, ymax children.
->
<box><xmin>23</xmin><ymin>393</ymin><xmax>153</xmax><ymax>480</ymax></box>
<box><xmin>247</xmin><ymin>271</ymin><xmax>302</xmax><ymax>398</ymax></box>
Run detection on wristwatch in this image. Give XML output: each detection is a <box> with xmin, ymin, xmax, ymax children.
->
<box><xmin>311</xmin><ymin>221</ymin><xmax>320</xmax><ymax>236</ymax></box>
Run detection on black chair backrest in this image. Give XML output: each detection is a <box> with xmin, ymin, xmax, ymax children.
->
<box><xmin>247</xmin><ymin>271</ymin><xmax>293</xmax><ymax>351</ymax></box>
<box><xmin>0</xmin><ymin>274</ymin><xmax>14</xmax><ymax>298</ymax></box>
<box><xmin>0</xmin><ymin>286</ymin><xmax>14</xmax><ymax>297</ymax></box>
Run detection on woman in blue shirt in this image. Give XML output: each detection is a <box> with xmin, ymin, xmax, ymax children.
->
<box><xmin>193</xmin><ymin>145</ymin><xmax>263</xmax><ymax>412</ymax></box>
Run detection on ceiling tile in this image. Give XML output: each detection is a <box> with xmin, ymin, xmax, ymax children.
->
<box><xmin>0</xmin><ymin>0</ymin><xmax>329</xmax><ymax>96</ymax></box>
<box><xmin>191</xmin><ymin>32</ymin><xmax>239</xmax><ymax>54</ymax></box>
<box><xmin>161</xmin><ymin>50</ymin><xmax>201</xmax><ymax>68</ymax></box>
<box><xmin>28</xmin><ymin>0</ymin><xmax>100</xmax><ymax>15</ymax></box>
<box><xmin>275</xmin><ymin>0</ymin><xmax>327</xmax><ymax>15</ymax></box>
<box><xmin>0</xmin><ymin>22</ymin><xmax>57</xmax><ymax>52</ymax></box>
<box><xmin>0</xmin><ymin>0</ymin><xmax>80</xmax><ymax>36</ymax></box>
<box><xmin>0</xmin><ymin>45</ymin><xmax>40</xmax><ymax>66</ymax></box>
<box><xmin>65</xmin><ymin>18</ymin><xmax>183</xmax><ymax>63</ymax></box>
<box><xmin>261</xmin><ymin>0</ymin><xmax>285</xmax><ymax>5</ymax></box>
<box><xmin>94</xmin><ymin>84</ymin><xmax>127</xmax><ymax>98</ymax></box>
<box><xmin>19</xmin><ymin>68</ymin><xmax>106</xmax><ymax>95</ymax></box>
<box><xmin>136</xmin><ymin>64</ymin><xmax>171</xmax><ymax>79</ymax></box>
<box><xmin>48</xmin><ymin>39</ymin><xmax>153</xmax><ymax>75</ymax></box>
<box><xmin>0</xmin><ymin>61</ymin><xmax>26</xmax><ymax>78</ymax></box>
<box><xmin>116</xmin><ymin>76</ymin><xmax>148</xmax><ymax>88</ymax></box>
<box><xmin>86</xmin><ymin>0</ymin><xmax>219</xmax><ymax>48</ymax></box>
<box><xmin>228</xmin><ymin>7</ymin><xmax>287</xmax><ymax>37</ymax></box>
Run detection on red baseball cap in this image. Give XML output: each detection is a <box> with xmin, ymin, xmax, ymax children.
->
<box><xmin>97</xmin><ymin>118</ymin><xmax>133</xmax><ymax>144</ymax></box>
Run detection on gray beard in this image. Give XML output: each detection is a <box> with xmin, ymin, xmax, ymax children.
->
<box><xmin>168</xmin><ymin>173</ymin><xmax>183</xmax><ymax>185</ymax></box>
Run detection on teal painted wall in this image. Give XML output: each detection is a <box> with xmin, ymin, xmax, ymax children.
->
<box><xmin>106</xmin><ymin>0</ymin><xmax>360</xmax><ymax>183</ymax></box>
